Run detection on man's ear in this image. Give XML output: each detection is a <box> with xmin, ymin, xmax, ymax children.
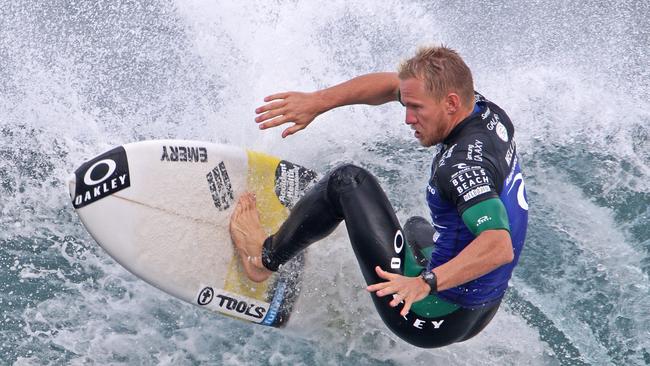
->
<box><xmin>445</xmin><ymin>93</ymin><xmax>461</xmax><ymax>114</ymax></box>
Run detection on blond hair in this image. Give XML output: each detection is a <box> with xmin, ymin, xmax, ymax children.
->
<box><xmin>398</xmin><ymin>46</ymin><xmax>474</xmax><ymax>106</ymax></box>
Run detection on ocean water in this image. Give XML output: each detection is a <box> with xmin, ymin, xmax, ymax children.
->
<box><xmin>1</xmin><ymin>1</ymin><xmax>648</xmax><ymax>365</ymax></box>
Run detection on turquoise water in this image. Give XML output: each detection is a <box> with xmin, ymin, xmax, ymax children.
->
<box><xmin>1</xmin><ymin>1</ymin><xmax>648</xmax><ymax>365</ymax></box>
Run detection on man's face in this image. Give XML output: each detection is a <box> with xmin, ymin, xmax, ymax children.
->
<box><xmin>399</xmin><ymin>78</ymin><xmax>451</xmax><ymax>147</ymax></box>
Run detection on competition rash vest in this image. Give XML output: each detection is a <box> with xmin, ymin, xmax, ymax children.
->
<box><xmin>426</xmin><ymin>92</ymin><xmax>529</xmax><ymax>308</ymax></box>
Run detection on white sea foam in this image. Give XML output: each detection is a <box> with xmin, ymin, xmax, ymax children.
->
<box><xmin>2</xmin><ymin>0</ymin><xmax>648</xmax><ymax>364</ymax></box>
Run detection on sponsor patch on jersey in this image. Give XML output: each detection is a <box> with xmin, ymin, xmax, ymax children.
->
<box><xmin>452</xmin><ymin>162</ymin><xmax>471</xmax><ymax>171</ymax></box>
<box><xmin>463</xmin><ymin>185</ymin><xmax>491</xmax><ymax>202</ymax></box>
<box><xmin>437</xmin><ymin>144</ymin><xmax>457</xmax><ymax>167</ymax></box>
<box><xmin>467</xmin><ymin>139</ymin><xmax>484</xmax><ymax>162</ymax></box>
<box><xmin>476</xmin><ymin>215</ymin><xmax>492</xmax><ymax>227</ymax></box>
<box><xmin>481</xmin><ymin>107</ymin><xmax>491</xmax><ymax>120</ymax></box>
<box><xmin>486</xmin><ymin>113</ymin><xmax>500</xmax><ymax>130</ymax></box>
<box><xmin>427</xmin><ymin>184</ymin><xmax>436</xmax><ymax>196</ymax></box>
<box><xmin>496</xmin><ymin>122</ymin><xmax>509</xmax><ymax>142</ymax></box>
<box><xmin>505</xmin><ymin>141</ymin><xmax>515</xmax><ymax>165</ymax></box>
<box><xmin>450</xmin><ymin>165</ymin><xmax>490</xmax><ymax>197</ymax></box>
<box><xmin>507</xmin><ymin>172</ymin><xmax>529</xmax><ymax>211</ymax></box>
<box><xmin>486</xmin><ymin>112</ymin><xmax>508</xmax><ymax>142</ymax></box>
<box><xmin>72</xmin><ymin>146</ymin><xmax>131</xmax><ymax>209</ymax></box>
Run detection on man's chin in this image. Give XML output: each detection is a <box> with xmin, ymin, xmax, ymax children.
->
<box><xmin>416</xmin><ymin>137</ymin><xmax>434</xmax><ymax>147</ymax></box>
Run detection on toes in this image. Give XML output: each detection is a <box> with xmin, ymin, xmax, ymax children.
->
<box><xmin>249</xmin><ymin>192</ymin><xmax>258</xmax><ymax>208</ymax></box>
<box><xmin>240</xmin><ymin>192</ymin><xmax>251</xmax><ymax>209</ymax></box>
<box><xmin>242</xmin><ymin>191</ymin><xmax>256</xmax><ymax>210</ymax></box>
<box><xmin>233</xmin><ymin>196</ymin><xmax>244</xmax><ymax>216</ymax></box>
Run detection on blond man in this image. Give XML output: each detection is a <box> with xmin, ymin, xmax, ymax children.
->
<box><xmin>230</xmin><ymin>46</ymin><xmax>528</xmax><ymax>348</ymax></box>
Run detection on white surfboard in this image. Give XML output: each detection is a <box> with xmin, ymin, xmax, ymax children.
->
<box><xmin>68</xmin><ymin>140</ymin><xmax>318</xmax><ymax>327</ymax></box>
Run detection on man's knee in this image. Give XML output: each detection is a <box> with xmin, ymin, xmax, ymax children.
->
<box><xmin>328</xmin><ymin>163</ymin><xmax>372</xmax><ymax>189</ymax></box>
<box><xmin>404</xmin><ymin>216</ymin><xmax>434</xmax><ymax>243</ymax></box>
<box><xmin>330</xmin><ymin>163</ymin><xmax>370</xmax><ymax>179</ymax></box>
<box><xmin>404</xmin><ymin>216</ymin><xmax>430</xmax><ymax>233</ymax></box>
<box><xmin>325</xmin><ymin>164</ymin><xmax>379</xmax><ymax>216</ymax></box>
<box><xmin>403</xmin><ymin>216</ymin><xmax>434</xmax><ymax>267</ymax></box>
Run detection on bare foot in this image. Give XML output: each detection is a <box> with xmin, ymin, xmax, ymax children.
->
<box><xmin>229</xmin><ymin>192</ymin><xmax>273</xmax><ymax>282</ymax></box>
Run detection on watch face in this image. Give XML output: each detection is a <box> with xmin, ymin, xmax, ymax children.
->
<box><xmin>422</xmin><ymin>271</ymin><xmax>437</xmax><ymax>294</ymax></box>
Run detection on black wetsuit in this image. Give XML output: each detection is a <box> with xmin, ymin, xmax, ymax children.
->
<box><xmin>260</xmin><ymin>93</ymin><xmax>528</xmax><ymax>348</ymax></box>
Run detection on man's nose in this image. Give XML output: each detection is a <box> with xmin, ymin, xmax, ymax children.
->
<box><xmin>405</xmin><ymin>109</ymin><xmax>417</xmax><ymax>125</ymax></box>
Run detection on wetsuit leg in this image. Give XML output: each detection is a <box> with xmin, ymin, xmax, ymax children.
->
<box><xmin>262</xmin><ymin>164</ymin><xmax>399</xmax><ymax>286</ymax></box>
<box><xmin>403</xmin><ymin>216</ymin><xmax>437</xmax><ymax>267</ymax></box>
<box><xmin>261</xmin><ymin>164</ymin><xmax>500</xmax><ymax>348</ymax></box>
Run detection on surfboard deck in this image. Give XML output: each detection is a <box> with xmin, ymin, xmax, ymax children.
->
<box><xmin>68</xmin><ymin>140</ymin><xmax>318</xmax><ymax>327</ymax></box>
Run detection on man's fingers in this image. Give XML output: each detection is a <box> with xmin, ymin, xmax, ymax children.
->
<box><xmin>400</xmin><ymin>299</ymin><xmax>413</xmax><ymax>317</ymax></box>
<box><xmin>376</xmin><ymin>286</ymin><xmax>399</xmax><ymax>297</ymax></box>
<box><xmin>255</xmin><ymin>108</ymin><xmax>286</xmax><ymax>124</ymax></box>
<box><xmin>255</xmin><ymin>100</ymin><xmax>288</xmax><ymax>115</ymax></box>
<box><xmin>259</xmin><ymin>116</ymin><xmax>290</xmax><ymax>130</ymax></box>
<box><xmin>389</xmin><ymin>293</ymin><xmax>404</xmax><ymax>307</ymax></box>
<box><xmin>264</xmin><ymin>92</ymin><xmax>291</xmax><ymax>102</ymax></box>
<box><xmin>369</xmin><ymin>272</ymin><xmax>424</xmax><ymax>316</ymax></box>
<box><xmin>375</xmin><ymin>266</ymin><xmax>395</xmax><ymax>280</ymax></box>
<box><xmin>366</xmin><ymin>281</ymin><xmax>389</xmax><ymax>292</ymax></box>
<box><xmin>281</xmin><ymin>124</ymin><xmax>305</xmax><ymax>138</ymax></box>
<box><xmin>368</xmin><ymin>282</ymin><xmax>395</xmax><ymax>297</ymax></box>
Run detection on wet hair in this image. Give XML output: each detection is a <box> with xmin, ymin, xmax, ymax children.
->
<box><xmin>398</xmin><ymin>45</ymin><xmax>474</xmax><ymax>107</ymax></box>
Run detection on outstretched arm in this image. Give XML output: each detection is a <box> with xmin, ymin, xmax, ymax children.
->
<box><xmin>255</xmin><ymin>72</ymin><xmax>400</xmax><ymax>138</ymax></box>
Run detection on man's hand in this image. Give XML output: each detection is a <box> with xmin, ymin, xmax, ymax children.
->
<box><xmin>366</xmin><ymin>266</ymin><xmax>430</xmax><ymax>317</ymax></box>
<box><xmin>255</xmin><ymin>91</ymin><xmax>324</xmax><ymax>138</ymax></box>
<box><xmin>254</xmin><ymin>73</ymin><xmax>400</xmax><ymax>138</ymax></box>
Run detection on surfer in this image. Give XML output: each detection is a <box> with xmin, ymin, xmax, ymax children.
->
<box><xmin>230</xmin><ymin>46</ymin><xmax>528</xmax><ymax>348</ymax></box>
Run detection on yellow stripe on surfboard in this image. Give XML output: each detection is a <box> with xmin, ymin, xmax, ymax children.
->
<box><xmin>223</xmin><ymin>150</ymin><xmax>290</xmax><ymax>300</ymax></box>
<box><xmin>244</xmin><ymin>151</ymin><xmax>290</xmax><ymax>233</ymax></box>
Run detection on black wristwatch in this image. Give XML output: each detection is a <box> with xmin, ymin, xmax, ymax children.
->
<box><xmin>420</xmin><ymin>269</ymin><xmax>438</xmax><ymax>295</ymax></box>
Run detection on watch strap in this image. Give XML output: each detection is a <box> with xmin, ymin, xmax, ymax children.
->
<box><xmin>420</xmin><ymin>269</ymin><xmax>438</xmax><ymax>295</ymax></box>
